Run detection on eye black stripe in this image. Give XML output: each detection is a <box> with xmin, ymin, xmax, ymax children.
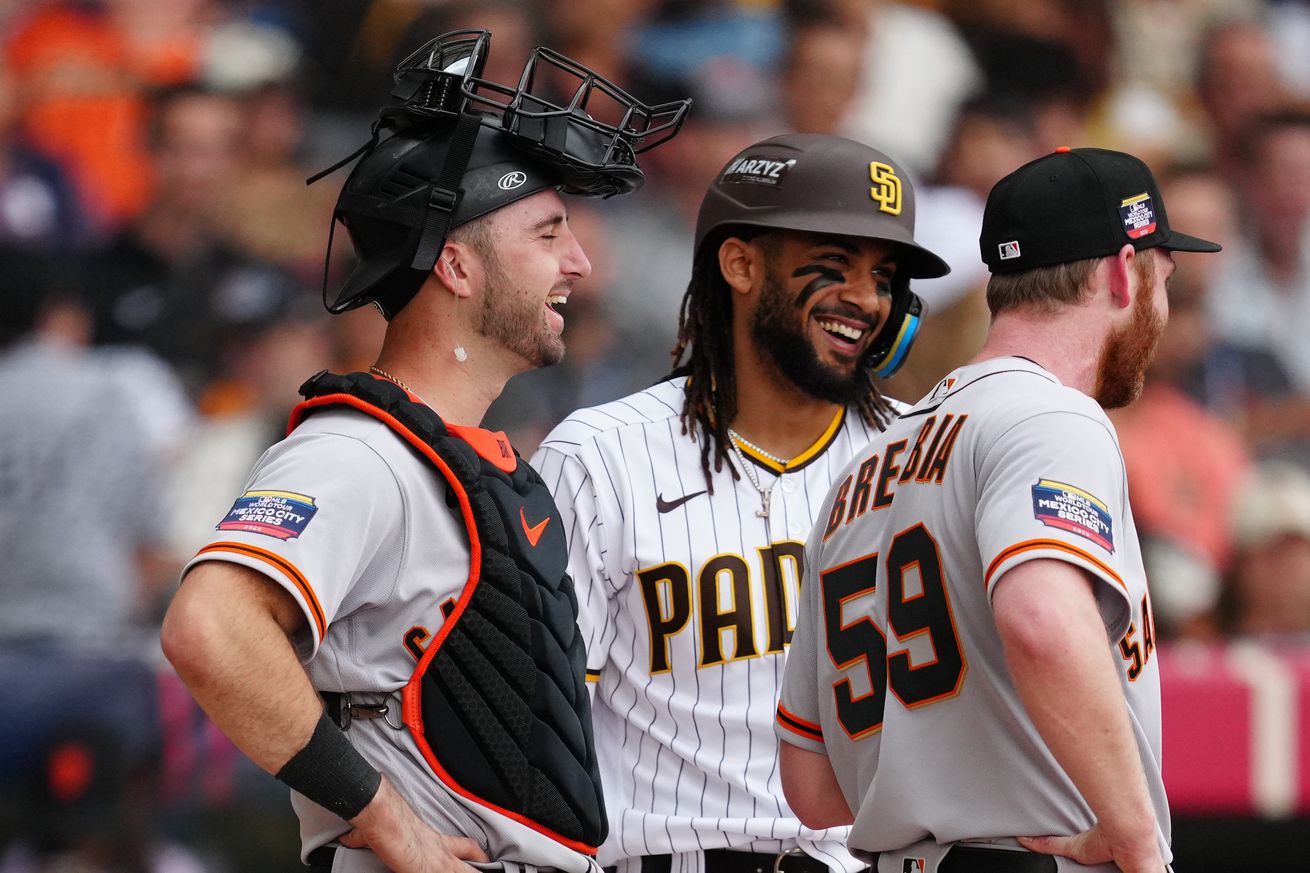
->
<box><xmin>791</xmin><ymin>264</ymin><xmax>845</xmax><ymax>307</ymax></box>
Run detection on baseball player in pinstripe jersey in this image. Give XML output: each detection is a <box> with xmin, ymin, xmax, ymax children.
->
<box><xmin>159</xmin><ymin>32</ymin><xmax>688</xmax><ymax>873</ymax></box>
<box><xmin>777</xmin><ymin>148</ymin><xmax>1222</xmax><ymax>873</ymax></box>
<box><xmin>531</xmin><ymin>134</ymin><xmax>949</xmax><ymax>873</ymax></box>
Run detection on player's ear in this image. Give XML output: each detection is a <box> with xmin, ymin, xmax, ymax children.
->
<box><xmin>434</xmin><ymin>241</ymin><xmax>476</xmax><ymax>300</ymax></box>
<box><xmin>718</xmin><ymin>236</ymin><xmax>763</xmax><ymax>296</ymax></box>
<box><xmin>1106</xmin><ymin>243</ymin><xmax>1135</xmax><ymax>310</ymax></box>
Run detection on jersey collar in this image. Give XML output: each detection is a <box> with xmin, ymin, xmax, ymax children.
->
<box><xmin>731</xmin><ymin>407</ymin><xmax>846</xmax><ymax>474</ymax></box>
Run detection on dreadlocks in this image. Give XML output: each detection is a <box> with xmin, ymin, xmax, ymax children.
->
<box><xmin>668</xmin><ymin>230</ymin><xmax>899</xmax><ymax>492</ymax></box>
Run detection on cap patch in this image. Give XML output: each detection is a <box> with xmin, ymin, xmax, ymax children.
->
<box><xmin>869</xmin><ymin>161</ymin><xmax>902</xmax><ymax>215</ymax></box>
<box><xmin>998</xmin><ymin>240</ymin><xmax>1021</xmax><ymax>260</ymax></box>
<box><xmin>1031</xmin><ymin>479</ymin><xmax>1114</xmax><ymax>552</ymax></box>
<box><xmin>1119</xmin><ymin>193</ymin><xmax>1156</xmax><ymax>240</ymax></box>
<box><xmin>218</xmin><ymin>490</ymin><xmax>318</xmax><ymax>540</ymax></box>
<box><xmin>721</xmin><ymin>156</ymin><xmax>794</xmax><ymax>186</ymax></box>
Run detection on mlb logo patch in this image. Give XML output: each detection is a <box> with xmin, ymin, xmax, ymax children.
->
<box><xmin>902</xmin><ymin>859</ymin><xmax>926</xmax><ymax>873</ymax></box>
<box><xmin>218</xmin><ymin>490</ymin><xmax>318</xmax><ymax>540</ymax></box>
<box><xmin>1119</xmin><ymin>193</ymin><xmax>1157</xmax><ymax>239</ymax></box>
<box><xmin>1031</xmin><ymin>479</ymin><xmax>1114</xmax><ymax>552</ymax></box>
<box><xmin>998</xmin><ymin>240</ymin><xmax>1021</xmax><ymax>260</ymax></box>
<box><xmin>928</xmin><ymin>376</ymin><xmax>957</xmax><ymax>402</ymax></box>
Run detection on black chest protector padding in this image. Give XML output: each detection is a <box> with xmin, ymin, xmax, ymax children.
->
<box><xmin>296</xmin><ymin>371</ymin><xmax>606</xmax><ymax>849</ymax></box>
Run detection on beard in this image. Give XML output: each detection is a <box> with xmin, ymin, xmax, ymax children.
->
<box><xmin>472</xmin><ymin>245</ymin><xmax>565</xmax><ymax>369</ymax></box>
<box><xmin>1093</xmin><ymin>259</ymin><xmax>1164</xmax><ymax>409</ymax></box>
<box><xmin>749</xmin><ymin>266</ymin><xmax>867</xmax><ymax>404</ymax></box>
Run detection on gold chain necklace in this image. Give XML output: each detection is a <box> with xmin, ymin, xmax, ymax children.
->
<box><xmin>368</xmin><ymin>365</ymin><xmax>413</xmax><ymax>395</ymax></box>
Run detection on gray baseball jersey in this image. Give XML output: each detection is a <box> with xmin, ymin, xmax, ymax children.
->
<box><xmin>778</xmin><ymin>357</ymin><xmax>1169</xmax><ymax>865</ymax></box>
<box><xmin>531</xmin><ymin>377</ymin><xmax>892</xmax><ymax>872</ymax></box>
<box><xmin>185</xmin><ymin>407</ymin><xmax>599</xmax><ymax>873</ymax></box>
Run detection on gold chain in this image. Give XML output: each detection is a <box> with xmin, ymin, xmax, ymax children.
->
<box><xmin>368</xmin><ymin>365</ymin><xmax>413</xmax><ymax>394</ymax></box>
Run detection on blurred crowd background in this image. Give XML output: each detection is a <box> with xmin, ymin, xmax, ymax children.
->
<box><xmin>3</xmin><ymin>0</ymin><xmax>1310</xmax><ymax>870</ymax></box>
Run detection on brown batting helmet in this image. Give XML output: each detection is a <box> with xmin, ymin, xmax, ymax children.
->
<box><xmin>694</xmin><ymin>133</ymin><xmax>950</xmax><ymax>278</ymax></box>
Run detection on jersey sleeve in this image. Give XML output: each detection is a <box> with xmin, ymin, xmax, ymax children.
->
<box><xmin>976</xmin><ymin>409</ymin><xmax>1132</xmax><ymax>637</ymax></box>
<box><xmin>776</xmin><ymin>523</ymin><xmax>830</xmax><ymax>754</ymax></box>
<box><xmin>530</xmin><ymin>443</ymin><xmax>615</xmax><ymax>686</ymax></box>
<box><xmin>183</xmin><ymin>428</ymin><xmax>404</xmax><ymax>658</ymax></box>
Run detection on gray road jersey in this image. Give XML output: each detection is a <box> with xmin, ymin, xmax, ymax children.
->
<box><xmin>778</xmin><ymin>358</ymin><xmax>1169</xmax><ymax>863</ymax></box>
<box><xmin>532</xmin><ymin>378</ymin><xmax>893</xmax><ymax>871</ymax></box>
<box><xmin>185</xmin><ymin>408</ymin><xmax>598</xmax><ymax>873</ymax></box>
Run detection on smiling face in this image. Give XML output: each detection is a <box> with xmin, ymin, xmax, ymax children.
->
<box><xmin>747</xmin><ymin>231</ymin><xmax>898</xmax><ymax>403</ymax></box>
<box><xmin>469</xmin><ymin>189</ymin><xmax>591</xmax><ymax>369</ymax></box>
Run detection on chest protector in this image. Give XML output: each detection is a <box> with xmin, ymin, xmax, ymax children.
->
<box><xmin>290</xmin><ymin>371</ymin><xmax>606</xmax><ymax>854</ymax></box>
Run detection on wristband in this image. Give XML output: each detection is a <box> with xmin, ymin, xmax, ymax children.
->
<box><xmin>276</xmin><ymin>712</ymin><xmax>382</xmax><ymax>820</ymax></box>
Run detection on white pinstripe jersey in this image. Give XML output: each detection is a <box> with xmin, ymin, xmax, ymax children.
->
<box><xmin>777</xmin><ymin>357</ymin><xmax>1170</xmax><ymax>866</ymax></box>
<box><xmin>531</xmin><ymin>377</ymin><xmax>893</xmax><ymax>871</ymax></box>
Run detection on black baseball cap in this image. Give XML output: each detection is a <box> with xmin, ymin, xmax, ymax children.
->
<box><xmin>980</xmin><ymin>146</ymin><xmax>1221</xmax><ymax>274</ymax></box>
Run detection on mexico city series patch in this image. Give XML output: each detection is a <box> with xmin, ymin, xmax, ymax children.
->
<box><xmin>1119</xmin><ymin>192</ymin><xmax>1157</xmax><ymax>239</ymax></box>
<box><xmin>1031</xmin><ymin>479</ymin><xmax>1114</xmax><ymax>552</ymax></box>
<box><xmin>217</xmin><ymin>490</ymin><xmax>318</xmax><ymax>540</ymax></box>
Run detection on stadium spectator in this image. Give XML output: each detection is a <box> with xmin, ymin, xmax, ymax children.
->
<box><xmin>821</xmin><ymin>0</ymin><xmax>981</xmax><ymax>174</ymax></box>
<box><xmin>1196</xmin><ymin>17</ymin><xmax>1288</xmax><ymax>178</ymax></box>
<box><xmin>1206</xmin><ymin>110</ymin><xmax>1310</xmax><ymax>394</ymax></box>
<box><xmin>2</xmin><ymin>0</ymin><xmax>206</xmax><ymax>232</ymax></box>
<box><xmin>86</xmin><ymin>83</ymin><xmax>311</xmax><ymax>397</ymax></box>
<box><xmin>0</xmin><ymin>244</ymin><xmax>172</xmax><ymax>860</ymax></box>
<box><xmin>0</xmin><ymin>58</ymin><xmax>85</xmax><ymax>251</ymax></box>
<box><xmin>1217</xmin><ymin>462</ymin><xmax>1310</xmax><ymax>644</ymax></box>
<box><xmin>778</xmin><ymin>15</ymin><xmax>864</xmax><ymax>136</ymax></box>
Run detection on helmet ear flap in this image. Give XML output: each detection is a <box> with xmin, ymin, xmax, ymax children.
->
<box><xmin>867</xmin><ymin>280</ymin><xmax>924</xmax><ymax>379</ymax></box>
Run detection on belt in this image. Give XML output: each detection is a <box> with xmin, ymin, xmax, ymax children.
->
<box><xmin>867</xmin><ymin>846</ymin><xmax>1055</xmax><ymax>873</ymax></box>
<box><xmin>629</xmin><ymin>849</ymin><xmax>864</xmax><ymax>873</ymax></box>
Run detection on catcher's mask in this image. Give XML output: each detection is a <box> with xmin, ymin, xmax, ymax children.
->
<box><xmin>695</xmin><ymin>133</ymin><xmax>950</xmax><ymax>377</ymax></box>
<box><xmin>312</xmin><ymin>29</ymin><xmax>690</xmax><ymax>319</ymax></box>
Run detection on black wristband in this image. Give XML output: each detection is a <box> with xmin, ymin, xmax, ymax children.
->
<box><xmin>276</xmin><ymin>712</ymin><xmax>382</xmax><ymax>820</ymax></box>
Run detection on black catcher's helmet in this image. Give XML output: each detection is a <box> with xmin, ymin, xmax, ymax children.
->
<box><xmin>318</xmin><ymin>30</ymin><xmax>690</xmax><ymax>318</ymax></box>
<box><xmin>694</xmin><ymin>134</ymin><xmax>950</xmax><ymax>377</ymax></box>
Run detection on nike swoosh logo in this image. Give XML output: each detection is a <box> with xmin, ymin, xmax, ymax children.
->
<box><xmin>520</xmin><ymin>506</ymin><xmax>550</xmax><ymax>546</ymax></box>
<box><xmin>656</xmin><ymin>490</ymin><xmax>707</xmax><ymax>513</ymax></box>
